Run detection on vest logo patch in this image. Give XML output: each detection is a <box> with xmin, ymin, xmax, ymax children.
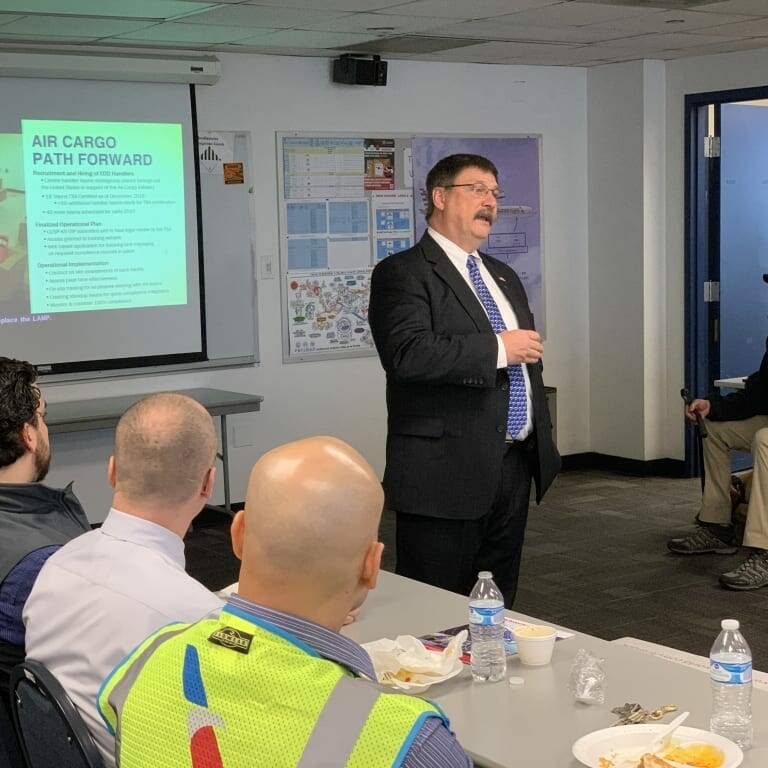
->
<box><xmin>208</xmin><ymin>626</ymin><xmax>253</xmax><ymax>654</ymax></box>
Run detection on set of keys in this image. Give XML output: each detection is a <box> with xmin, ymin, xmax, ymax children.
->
<box><xmin>610</xmin><ymin>702</ymin><xmax>678</xmax><ymax>726</ymax></box>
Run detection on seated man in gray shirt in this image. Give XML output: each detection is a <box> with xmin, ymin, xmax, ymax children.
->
<box><xmin>24</xmin><ymin>393</ymin><xmax>224</xmax><ymax>768</ymax></box>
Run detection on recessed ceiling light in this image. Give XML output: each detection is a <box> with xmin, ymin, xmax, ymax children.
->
<box><xmin>665</xmin><ymin>18</ymin><xmax>686</xmax><ymax>24</ymax></box>
<box><xmin>366</xmin><ymin>26</ymin><xmax>396</xmax><ymax>32</ymax></box>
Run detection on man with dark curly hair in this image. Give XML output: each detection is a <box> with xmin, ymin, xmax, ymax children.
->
<box><xmin>0</xmin><ymin>357</ymin><xmax>89</xmax><ymax>691</ymax></box>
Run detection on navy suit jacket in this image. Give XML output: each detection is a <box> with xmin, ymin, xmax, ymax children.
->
<box><xmin>369</xmin><ymin>232</ymin><xmax>560</xmax><ymax>520</ymax></box>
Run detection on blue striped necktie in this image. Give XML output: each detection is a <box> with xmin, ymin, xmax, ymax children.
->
<box><xmin>466</xmin><ymin>255</ymin><xmax>528</xmax><ymax>439</ymax></box>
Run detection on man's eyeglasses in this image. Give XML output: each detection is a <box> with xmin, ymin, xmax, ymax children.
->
<box><xmin>442</xmin><ymin>182</ymin><xmax>505</xmax><ymax>200</ymax></box>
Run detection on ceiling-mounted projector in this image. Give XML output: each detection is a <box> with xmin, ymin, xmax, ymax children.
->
<box><xmin>332</xmin><ymin>54</ymin><xmax>387</xmax><ymax>86</ymax></box>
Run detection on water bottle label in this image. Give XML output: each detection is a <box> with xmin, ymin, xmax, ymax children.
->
<box><xmin>710</xmin><ymin>660</ymin><xmax>752</xmax><ymax>684</ymax></box>
<box><xmin>469</xmin><ymin>605</ymin><xmax>504</xmax><ymax>626</ymax></box>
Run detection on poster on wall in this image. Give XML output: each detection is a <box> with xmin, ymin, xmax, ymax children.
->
<box><xmin>364</xmin><ymin>138</ymin><xmax>395</xmax><ymax>190</ymax></box>
<box><xmin>286</xmin><ymin>269</ymin><xmax>374</xmax><ymax>356</ymax></box>
<box><xmin>411</xmin><ymin>136</ymin><xmax>544</xmax><ymax>335</ymax></box>
<box><xmin>371</xmin><ymin>189</ymin><xmax>414</xmax><ymax>262</ymax></box>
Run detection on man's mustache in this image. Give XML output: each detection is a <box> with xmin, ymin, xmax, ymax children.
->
<box><xmin>474</xmin><ymin>209</ymin><xmax>496</xmax><ymax>224</ymax></box>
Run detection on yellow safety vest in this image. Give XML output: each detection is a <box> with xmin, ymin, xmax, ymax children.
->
<box><xmin>98</xmin><ymin>604</ymin><xmax>448</xmax><ymax>767</ymax></box>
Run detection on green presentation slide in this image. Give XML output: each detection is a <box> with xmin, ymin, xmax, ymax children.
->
<box><xmin>21</xmin><ymin>119</ymin><xmax>187</xmax><ymax>315</ymax></box>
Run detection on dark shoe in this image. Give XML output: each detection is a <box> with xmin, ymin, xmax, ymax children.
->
<box><xmin>720</xmin><ymin>550</ymin><xmax>768</xmax><ymax>590</ymax></box>
<box><xmin>667</xmin><ymin>526</ymin><xmax>737</xmax><ymax>555</ymax></box>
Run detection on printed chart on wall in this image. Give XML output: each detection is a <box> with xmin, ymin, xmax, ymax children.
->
<box><xmin>278</xmin><ymin>133</ymin><xmax>413</xmax><ymax>362</ymax></box>
<box><xmin>277</xmin><ymin>132</ymin><xmax>543</xmax><ymax>362</ymax></box>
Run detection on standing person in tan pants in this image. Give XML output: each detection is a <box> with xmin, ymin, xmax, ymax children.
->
<box><xmin>668</xmin><ymin>345</ymin><xmax>768</xmax><ymax>589</ymax></box>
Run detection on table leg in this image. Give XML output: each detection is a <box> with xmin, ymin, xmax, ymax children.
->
<box><xmin>221</xmin><ymin>414</ymin><xmax>231</xmax><ymax>515</ymax></box>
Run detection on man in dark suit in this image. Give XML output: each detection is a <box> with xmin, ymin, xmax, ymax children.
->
<box><xmin>669</xmin><ymin>339</ymin><xmax>768</xmax><ymax>590</ymax></box>
<box><xmin>368</xmin><ymin>154</ymin><xmax>560</xmax><ymax>606</ymax></box>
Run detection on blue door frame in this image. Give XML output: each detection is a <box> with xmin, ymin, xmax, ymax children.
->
<box><xmin>684</xmin><ymin>85</ymin><xmax>768</xmax><ymax>476</ymax></box>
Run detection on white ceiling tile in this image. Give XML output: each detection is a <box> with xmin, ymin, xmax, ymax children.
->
<box><xmin>661</xmin><ymin>38</ymin><xmax>768</xmax><ymax>57</ymax></box>
<box><xmin>498</xmin><ymin>2</ymin><xmax>663</xmax><ymax>27</ymax></box>
<box><xmin>101</xmin><ymin>39</ymin><xmax>215</xmax><ymax>49</ymax></box>
<box><xmin>700</xmin><ymin>17</ymin><xmax>768</xmax><ymax>36</ymax></box>
<box><xmin>114</xmin><ymin>22</ymin><xmax>256</xmax><ymax>43</ymax></box>
<box><xmin>584</xmin><ymin>9</ymin><xmax>752</xmax><ymax>34</ymax></box>
<box><xmin>593</xmin><ymin>30</ymin><xmax>748</xmax><ymax>51</ymax></box>
<box><xmin>0</xmin><ymin>15</ymin><xmax>155</xmax><ymax>36</ymax></box>
<box><xmin>303</xmin><ymin>12</ymin><xmax>447</xmax><ymax>34</ymax></box>
<box><xmin>179</xmin><ymin>5</ymin><xmax>351</xmax><ymax>28</ymax></box>
<box><xmin>694</xmin><ymin>0</ymin><xmax>768</xmax><ymax>15</ymax></box>
<box><xmin>388</xmin><ymin>0</ymin><xmax>561</xmax><ymax>18</ymax></box>
<box><xmin>232</xmin><ymin>28</ymin><xmax>376</xmax><ymax>47</ymax></box>
<box><xmin>0</xmin><ymin>31</ymin><xmax>95</xmax><ymax>41</ymax></box>
<box><xmin>503</xmin><ymin>53</ymin><xmax>598</xmax><ymax>65</ymax></box>
<box><xmin>0</xmin><ymin>0</ymin><xmax>215</xmax><ymax>18</ymax></box>
<box><xmin>580</xmin><ymin>44</ymin><xmax>663</xmax><ymax>59</ymax></box>
<box><xmin>238</xmin><ymin>0</ymin><xmax>402</xmax><ymax>9</ymax></box>
<box><xmin>431</xmin><ymin>19</ymin><xmax>640</xmax><ymax>43</ymax></box>
<box><xmin>218</xmin><ymin>44</ymin><xmax>338</xmax><ymax>56</ymax></box>
<box><xmin>501</xmin><ymin>45</ymin><xmax>604</xmax><ymax>61</ymax></box>
<box><xmin>423</xmin><ymin>39</ymin><xmax>577</xmax><ymax>58</ymax></box>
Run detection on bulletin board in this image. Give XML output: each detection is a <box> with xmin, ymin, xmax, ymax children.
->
<box><xmin>276</xmin><ymin>132</ymin><xmax>544</xmax><ymax>363</ymax></box>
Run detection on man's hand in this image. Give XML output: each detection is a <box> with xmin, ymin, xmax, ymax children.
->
<box><xmin>686</xmin><ymin>398</ymin><xmax>711</xmax><ymax>422</ymax></box>
<box><xmin>500</xmin><ymin>330</ymin><xmax>543</xmax><ymax>365</ymax></box>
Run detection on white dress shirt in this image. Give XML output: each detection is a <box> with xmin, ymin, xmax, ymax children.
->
<box><xmin>428</xmin><ymin>227</ymin><xmax>533</xmax><ymax>439</ymax></box>
<box><xmin>23</xmin><ymin>508</ymin><xmax>223</xmax><ymax>768</ymax></box>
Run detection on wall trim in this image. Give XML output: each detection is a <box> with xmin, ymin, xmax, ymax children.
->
<box><xmin>561</xmin><ymin>452</ymin><xmax>686</xmax><ymax>477</ymax></box>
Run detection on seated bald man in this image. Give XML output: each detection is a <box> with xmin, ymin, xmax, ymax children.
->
<box><xmin>24</xmin><ymin>393</ymin><xmax>224</xmax><ymax>768</ymax></box>
<box><xmin>98</xmin><ymin>437</ymin><xmax>472</xmax><ymax>768</ymax></box>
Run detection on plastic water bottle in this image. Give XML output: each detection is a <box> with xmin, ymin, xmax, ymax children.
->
<box><xmin>710</xmin><ymin>618</ymin><xmax>752</xmax><ymax>749</ymax></box>
<box><xmin>468</xmin><ymin>571</ymin><xmax>507</xmax><ymax>683</ymax></box>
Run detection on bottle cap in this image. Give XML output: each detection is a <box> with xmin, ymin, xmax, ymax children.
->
<box><xmin>721</xmin><ymin>619</ymin><xmax>740</xmax><ymax>630</ymax></box>
<box><xmin>478</xmin><ymin>570</ymin><xmax>492</xmax><ymax>579</ymax></box>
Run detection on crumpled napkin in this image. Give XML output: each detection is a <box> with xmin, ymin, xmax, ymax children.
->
<box><xmin>362</xmin><ymin>631</ymin><xmax>467</xmax><ymax>691</ymax></box>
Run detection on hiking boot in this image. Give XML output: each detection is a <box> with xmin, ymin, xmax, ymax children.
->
<box><xmin>667</xmin><ymin>526</ymin><xmax>737</xmax><ymax>555</ymax></box>
<box><xmin>720</xmin><ymin>550</ymin><xmax>768</xmax><ymax>590</ymax></box>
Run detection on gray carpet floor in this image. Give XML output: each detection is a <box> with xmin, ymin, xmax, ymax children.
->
<box><xmin>186</xmin><ymin>469</ymin><xmax>768</xmax><ymax>671</ymax></box>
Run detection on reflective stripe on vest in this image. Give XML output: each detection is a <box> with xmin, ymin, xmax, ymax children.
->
<box><xmin>297</xmin><ymin>673</ymin><xmax>381</xmax><ymax>767</ymax></box>
<box><xmin>107</xmin><ymin>625</ymin><xmax>188</xmax><ymax>756</ymax></box>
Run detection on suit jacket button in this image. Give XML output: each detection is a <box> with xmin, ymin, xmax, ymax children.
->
<box><xmin>501</xmin><ymin>382</ymin><xmax>508</xmax><ymax>391</ymax></box>
<box><xmin>496</xmin><ymin>426</ymin><xmax>504</xmax><ymax>433</ymax></box>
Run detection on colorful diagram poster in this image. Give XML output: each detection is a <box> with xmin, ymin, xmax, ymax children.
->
<box><xmin>411</xmin><ymin>136</ymin><xmax>544</xmax><ymax>334</ymax></box>
<box><xmin>286</xmin><ymin>269</ymin><xmax>373</xmax><ymax>356</ymax></box>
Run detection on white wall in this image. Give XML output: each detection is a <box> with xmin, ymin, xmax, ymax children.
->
<box><xmin>588</xmin><ymin>61</ymin><xmax>646</xmax><ymax>459</ymax></box>
<box><xmin>587</xmin><ymin>59</ymin><xmax>668</xmax><ymax>462</ymax></box>
<box><xmin>664</xmin><ymin>46</ymin><xmax>768</xmax><ymax>460</ymax></box>
<box><xmin>643</xmin><ymin>60</ymin><xmax>668</xmax><ymax>461</ymax></box>
<box><xmin>586</xmin><ymin>44</ymin><xmax>768</xmax><ymax>463</ymax></box>
<box><xmin>42</xmin><ymin>52</ymin><xmax>590</xmax><ymax>521</ymax></box>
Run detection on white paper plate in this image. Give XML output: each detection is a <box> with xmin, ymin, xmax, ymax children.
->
<box><xmin>374</xmin><ymin>655</ymin><xmax>464</xmax><ymax>694</ymax></box>
<box><xmin>572</xmin><ymin>723</ymin><xmax>743</xmax><ymax>768</ymax></box>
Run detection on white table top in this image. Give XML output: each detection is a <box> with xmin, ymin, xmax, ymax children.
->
<box><xmin>344</xmin><ymin>571</ymin><xmax>768</xmax><ymax>767</ymax></box>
